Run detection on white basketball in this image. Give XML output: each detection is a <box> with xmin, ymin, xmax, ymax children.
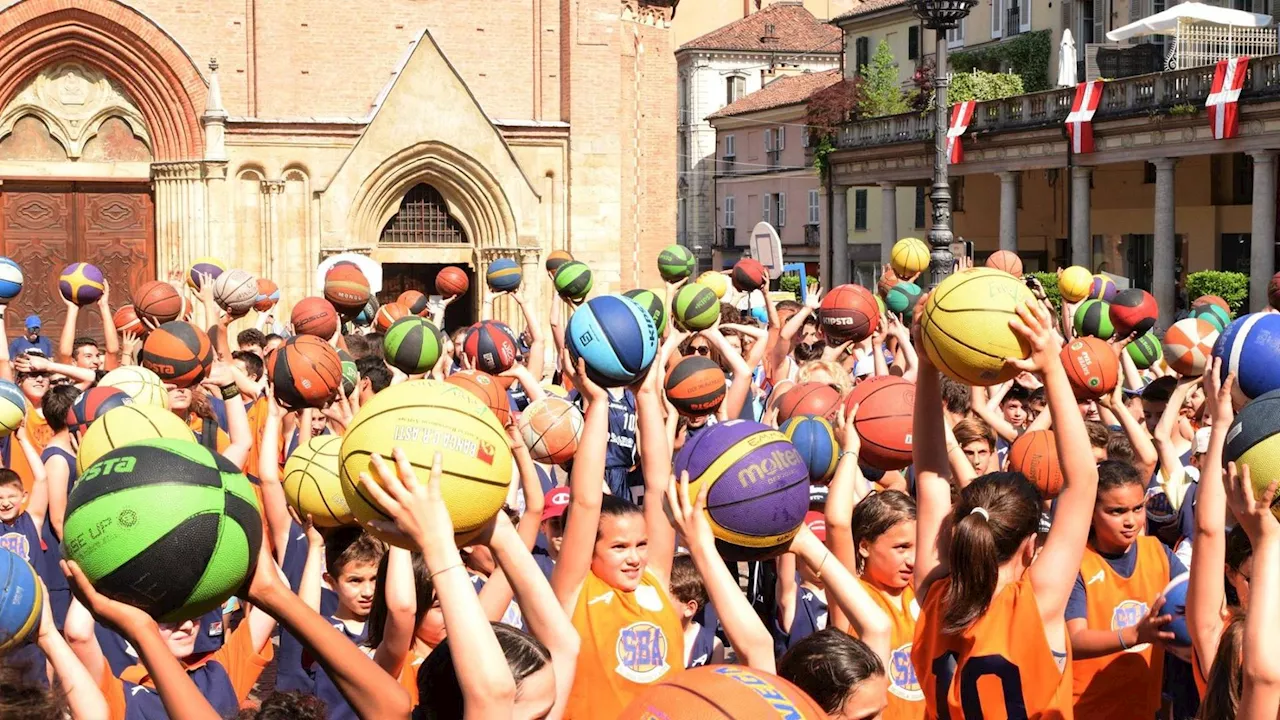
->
<box><xmin>213</xmin><ymin>269</ymin><xmax>259</xmax><ymax>315</ymax></box>
<box><xmin>98</xmin><ymin>365</ymin><xmax>169</xmax><ymax>409</ymax></box>
<box><xmin>0</xmin><ymin>258</ymin><xmax>23</xmax><ymax>303</ymax></box>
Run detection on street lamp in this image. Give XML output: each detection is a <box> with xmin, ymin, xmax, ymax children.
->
<box><xmin>911</xmin><ymin>0</ymin><xmax>977</xmax><ymax>288</ymax></box>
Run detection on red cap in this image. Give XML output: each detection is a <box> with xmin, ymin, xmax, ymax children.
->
<box><xmin>542</xmin><ymin>487</ymin><xmax>571</xmax><ymax>521</ymax></box>
<box><xmin>804</xmin><ymin>510</ymin><xmax>826</xmax><ymax>543</ymax></box>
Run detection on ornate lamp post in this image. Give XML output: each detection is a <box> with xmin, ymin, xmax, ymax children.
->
<box><xmin>911</xmin><ymin>0</ymin><xmax>977</xmax><ymax>287</ymax></box>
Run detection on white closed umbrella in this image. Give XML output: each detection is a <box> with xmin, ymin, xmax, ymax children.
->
<box><xmin>1059</xmin><ymin>29</ymin><xmax>1078</xmax><ymax>87</ymax></box>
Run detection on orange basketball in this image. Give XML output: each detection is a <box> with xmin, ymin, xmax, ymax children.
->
<box><xmin>134</xmin><ymin>281</ymin><xmax>183</xmax><ymax>326</ymax></box>
<box><xmin>619</xmin><ymin>665</ymin><xmax>829</xmax><ymax>719</ymax></box>
<box><xmin>268</xmin><ymin>335</ymin><xmax>343</xmax><ymax>409</ymax></box>
<box><xmin>845</xmin><ymin>375</ymin><xmax>915</xmax><ymax>470</ymax></box>
<box><xmin>291</xmin><ymin>297</ymin><xmax>339</xmax><ymax>339</ymax></box>
<box><xmin>113</xmin><ymin>304</ymin><xmax>143</xmax><ymax>334</ymax></box>
<box><xmin>374</xmin><ymin>302</ymin><xmax>409</xmax><ymax>333</ymax></box>
<box><xmin>445</xmin><ymin>369</ymin><xmax>510</xmax><ymax>426</ymax></box>
<box><xmin>1060</xmin><ymin>336</ymin><xmax>1119</xmax><ymax>399</ymax></box>
<box><xmin>436</xmin><ymin>267</ymin><xmax>469</xmax><ymax>297</ymax></box>
<box><xmin>775</xmin><ymin>381</ymin><xmax>842</xmax><ymax>422</ymax></box>
<box><xmin>254</xmin><ymin>278</ymin><xmax>280</xmax><ymax>312</ymax></box>
<box><xmin>1009</xmin><ymin>429</ymin><xmax>1064</xmax><ymax>499</ymax></box>
<box><xmin>985</xmin><ymin>250</ymin><xmax>1024</xmax><ymax>277</ymax></box>
<box><xmin>518</xmin><ymin>396</ymin><xmax>583</xmax><ymax>465</ymax></box>
<box><xmin>397</xmin><ymin>290</ymin><xmax>430</xmax><ymax>316</ymax></box>
<box><xmin>324</xmin><ymin>265</ymin><xmax>371</xmax><ymax>311</ymax></box>
<box><xmin>139</xmin><ymin>321</ymin><xmax>214</xmax><ymax>388</ymax></box>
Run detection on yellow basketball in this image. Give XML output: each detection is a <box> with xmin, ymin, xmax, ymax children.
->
<box><xmin>76</xmin><ymin>404</ymin><xmax>196</xmax><ymax>474</ymax></box>
<box><xmin>1059</xmin><ymin>265</ymin><xmax>1093</xmax><ymax>303</ymax></box>
<box><xmin>98</xmin><ymin>366</ymin><xmax>170</xmax><ymax>410</ymax></box>
<box><xmin>891</xmin><ymin>237</ymin><xmax>931</xmax><ymax>277</ymax></box>
<box><xmin>697</xmin><ymin>271</ymin><xmax>730</xmax><ymax>299</ymax></box>
<box><xmin>921</xmin><ymin>268</ymin><xmax>1037</xmax><ymax>386</ymax></box>
<box><xmin>339</xmin><ymin>379</ymin><xmax>513</xmax><ymax>548</ymax></box>
<box><xmin>283</xmin><ymin>435</ymin><xmax>353</xmax><ymax>527</ymax></box>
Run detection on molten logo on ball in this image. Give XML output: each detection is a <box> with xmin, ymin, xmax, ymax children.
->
<box><xmin>712</xmin><ymin>667</ymin><xmax>804</xmax><ymax>716</ymax></box>
<box><xmin>735</xmin><ymin>447</ymin><xmax>804</xmax><ymax>489</ymax></box>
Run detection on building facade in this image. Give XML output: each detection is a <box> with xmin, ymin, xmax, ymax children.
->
<box><xmin>671</xmin><ymin>0</ymin><xmax>856</xmax><ymax>46</ymax></box>
<box><xmin>0</xmin><ymin>0</ymin><xmax>677</xmax><ymax>341</ymax></box>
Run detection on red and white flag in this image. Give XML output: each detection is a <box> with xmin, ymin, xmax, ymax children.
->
<box><xmin>1065</xmin><ymin>80</ymin><xmax>1104</xmax><ymax>154</ymax></box>
<box><xmin>946</xmin><ymin>100</ymin><xmax>976</xmax><ymax>164</ymax></box>
<box><xmin>1207</xmin><ymin>56</ymin><xmax>1249</xmax><ymax>140</ymax></box>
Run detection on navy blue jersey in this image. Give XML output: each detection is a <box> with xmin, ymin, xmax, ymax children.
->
<box><xmin>687</xmin><ymin>601</ymin><xmax>722</xmax><ymax>668</ymax></box>
<box><xmin>309</xmin><ymin>618</ymin><xmax>369</xmax><ymax>720</ymax></box>
<box><xmin>276</xmin><ymin>523</ymin><xmax>338</xmax><ymax>692</ymax></box>
<box><xmin>98</xmin><ymin>608</ymin><xmax>226</xmax><ymax>678</ymax></box>
<box><xmin>0</xmin><ymin>510</ymin><xmax>67</xmax><ymax>626</ymax></box>
<box><xmin>773</xmin><ymin>578</ymin><xmax>828</xmax><ymax>655</ymax></box>
<box><xmin>569</xmin><ymin>388</ymin><xmax>637</xmax><ymax>470</ymax></box>
<box><xmin>40</xmin><ymin>446</ymin><xmax>77</xmax><ymax>496</ymax></box>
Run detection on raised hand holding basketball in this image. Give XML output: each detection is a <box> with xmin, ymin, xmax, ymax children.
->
<box><xmin>98</xmin><ymin>279</ymin><xmax>111</xmax><ymax>310</ymax></box>
<box><xmin>835</xmin><ymin>403</ymin><xmax>860</xmax><ymax>457</ymax></box>
<box><xmin>1225</xmin><ymin>463</ymin><xmax>1280</xmax><ymax>543</ymax></box>
<box><xmin>666</xmin><ymin>470</ymin><xmax>713</xmax><ymax>552</ymax></box>
<box><xmin>62</xmin><ymin>560</ymin><xmax>156</xmax><ymax>638</ymax></box>
<box><xmin>358</xmin><ymin>449</ymin><xmax>455</xmax><ymax>554</ymax></box>
<box><xmin>1204</xmin><ymin>359</ymin><xmax>1235</xmax><ymax>426</ymax></box>
<box><xmin>1006</xmin><ymin>301</ymin><xmax>1061</xmax><ymax>375</ymax></box>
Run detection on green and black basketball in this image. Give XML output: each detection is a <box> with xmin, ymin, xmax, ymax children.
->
<box><xmin>624</xmin><ymin>288</ymin><xmax>668</xmax><ymax>335</ymax></box>
<box><xmin>1126</xmin><ymin>330</ymin><xmax>1163</xmax><ymax>370</ymax></box>
<box><xmin>338</xmin><ymin>348</ymin><xmax>358</xmax><ymax>396</ymax></box>
<box><xmin>1074</xmin><ymin>299</ymin><xmax>1115</xmax><ymax>340</ymax></box>
<box><xmin>554</xmin><ymin>261</ymin><xmax>593</xmax><ymax>303</ymax></box>
<box><xmin>884</xmin><ymin>281</ymin><xmax>922</xmax><ymax>317</ymax></box>
<box><xmin>657</xmin><ymin>245</ymin><xmax>696</xmax><ymax>283</ymax></box>
<box><xmin>672</xmin><ymin>283</ymin><xmax>720</xmax><ymax>331</ymax></box>
<box><xmin>383</xmin><ymin>317</ymin><xmax>443</xmax><ymax>375</ymax></box>
<box><xmin>62</xmin><ymin>438</ymin><xmax>262</xmax><ymax>622</ymax></box>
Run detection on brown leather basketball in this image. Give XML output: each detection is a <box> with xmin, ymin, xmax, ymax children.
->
<box><xmin>291</xmin><ymin>297</ymin><xmax>339</xmax><ymax>339</ymax></box>
<box><xmin>397</xmin><ymin>290</ymin><xmax>430</xmax><ymax>316</ymax></box>
<box><xmin>140</xmin><ymin>321</ymin><xmax>214</xmax><ymax>388</ymax></box>
<box><xmin>374</xmin><ymin>302</ymin><xmax>410</xmax><ymax>332</ymax></box>
<box><xmin>435</xmin><ymin>267</ymin><xmax>469</xmax><ymax>297</ymax></box>
<box><xmin>268</xmin><ymin>335</ymin><xmax>343</xmax><ymax>409</ymax></box>
<box><xmin>134</xmin><ymin>281</ymin><xmax>183</xmax><ymax>326</ymax></box>
<box><xmin>444</xmin><ymin>369</ymin><xmax>510</xmax><ymax>426</ymax></box>
<box><xmin>323</xmin><ymin>265</ymin><xmax>371</xmax><ymax>311</ymax></box>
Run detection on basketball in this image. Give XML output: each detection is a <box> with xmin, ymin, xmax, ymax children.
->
<box><xmin>1163</xmin><ymin>318</ymin><xmax>1219</xmax><ymax>377</ymax></box>
<box><xmin>1073</xmin><ymin>299</ymin><xmax>1115</xmax><ymax>340</ymax></box>
<box><xmin>323</xmin><ymin>265</ymin><xmax>371</xmax><ymax>312</ymax></box>
<box><xmin>877</xmin><ymin>272</ymin><xmax>900</xmax><ymax>299</ymax></box>
<box><xmin>254</xmin><ymin>278</ymin><xmax>280</xmax><ymax>312</ymax></box>
<box><xmin>553</xmin><ymin>261</ymin><xmax>593</xmax><ymax>303</ymax></box>
<box><xmin>697</xmin><ymin>271</ymin><xmax>730</xmax><ymax>299</ymax></box>
<box><xmin>1224</xmin><ymin>389</ymin><xmax>1280</xmax><ymax>520</ymax></box>
<box><xmin>397</xmin><ymin>290</ymin><xmax>430</xmax><ymax>316</ymax></box>
<box><xmin>731</xmin><ymin>258</ymin><xmax>768</xmax><ymax>292</ymax></box>
<box><xmin>618</xmin><ymin>665</ymin><xmax>828</xmax><ymax>720</ymax></box>
<box><xmin>1194</xmin><ymin>294</ymin><xmax>1232</xmax><ymax>314</ymax></box>
<box><xmin>775</xmin><ymin>382</ymin><xmax>841</xmax><ymax>423</ymax></box>
<box><xmin>464</xmin><ymin>320</ymin><xmax>519</xmax><ymax>375</ymax></box>
<box><xmin>374</xmin><ymin>302</ymin><xmax>410</xmax><ymax>332</ymax></box>
<box><xmin>920</xmin><ymin>268</ymin><xmax>1036</xmax><ymax>386</ymax></box>
<box><xmin>186</xmin><ymin>257</ymin><xmax>226</xmax><ymax>290</ymax></box>
<box><xmin>1009</xmin><ymin>429</ymin><xmax>1063</xmax><ymax>499</ymax></box>
<box><xmin>985</xmin><ymin>250</ymin><xmax>1023</xmax><ymax>277</ymax></box>
<box><xmin>846</xmin><ymin>376</ymin><xmax>915</xmax><ymax>470</ymax></box>
<box><xmin>140</xmin><ymin>321</ymin><xmax>214</xmax><ymax>388</ymax></box>
<box><xmin>339</xmin><ymin>380</ymin><xmax>513</xmax><ymax>547</ymax></box>
<box><xmin>113</xmin><ymin>304</ymin><xmax>143</xmax><ymax>334</ymax></box>
<box><xmin>819</xmin><ymin>284</ymin><xmax>879</xmax><ymax>343</ymax></box>
<box><xmin>99</xmin><ymin>366</ymin><xmax>169</xmax><ymax>409</ymax></box>
<box><xmin>75</xmin><ymin>403</ymin><xmax>196</xmax><ymax>474</ymax></box>
<box><xmin>1190</xmin><ymin>303</ymin><xmax>1231</xmax><ymax>332</ymax></box>
<box><xmin>338</xmin><ymin>349</ymin><xmax>358</xmax><ymax>398</ymax></box>
<box><xmin>59</xmin><ymin>262</ymin><xmax>105</xmax><ymax>306</ymax></box>
<box><xmin>664</xmin><ymin>355</ymin><xmax>726</xmax><ymax>418</ymax></box>
<box><xmin>383</xmin><ymin>317</ymin><xmax>443</xmax><ymax>376</ymax></box>
<box><xmin>64</xmin><ymin>438</ymin><xmax>261</xmax><ymax>622</ymax></box>
<box><xmin>1061</xmin><ymin>337</ymin><xmax>1119</xmax><ymax>398</ymax></box>
<box><xmin>0</xmin><ymin>380</ymin><xmax>25</xmax><ymax>437</ymax></box>
<box><xmin>1058</xmin><ymin>265</ymin><xmax>1093</xmax><ymax>303</ymax></box>
<box><xmin>67</xmin><ymin>386</ymin><xmax>133</xmax><ymax>435</ymax></box>
<box><xmin>623</xmin><ymin>288</ymin><xmax>667</xmax><ymax>335</ymax></box>
<box><xmin>1089</xmin><ymin>274</ymin><xmax>1118</xmax><ymax>302</ymax></box>
<box><xmin>545</xmin><ymin>249</ymin><xmax>574</xmax><ymax>274</ymax></box>
<box><xmin>134</xmin><ymin>281</ymin><xmax>183</xmax><ymax>326</ymax></box>
<box><xmin>0</xmin><ymin>258</ymin><xmax>23</xmax><ymax>303</ymax></box>
<box><xmin>672</xmin><ymin>283</ymin><xmax>720</xmax><ymax>331</ymax></box>
<box><xmin>445</xmin><ymin>370</ymin><xmax>510</xmax><ymax>426</ymax></box>
<box><xmin>657</xmin><ymin>245</ymin><xmax>697</xmax><ymax>283</ymax></box>
<box><xmin>1162</xmin><ymin>572</ymin><xmax>1192</xmax><ymax>647</ymax></box>
<box><xmin>486</xmin><ymin>258</ymin><xmax>522</xmax><ymax>292</ymax></box>
<box><xmin>673</xmin><ymin>420</ymin><xmax>809</xmax><ymax>558</ymax></box>
<box><xmin>268</xmin><ymin>335</ymin><xmax>343</xmax><ymax>409</ymax></box>
<box><xmin>435</xmin><ymin>266</ymin><xmax>470</xmax><ymax>298</ymax></box>
<box><xmin>354</xmin><ymin>296</ymin><xmax>379</xmax><ymax>327</ymax></box>
<box><xmin>282</xmin><ymin>435</ymin><xmax>353</xmax><ymax>527</ymax></box>
<box><xmin>0</xmin><ymin>547</ymin><xmax>43</xmax><ymax>653</ymax></box>
<box><xmin>1126</xmin><ymin>331</ymin><xmax>1164</xmax><ymax>370</ymax></box>
<box><xmin>519</xmin><ymin>396</ymin><xmax>584</xmax><ymax>465</ymax></box>
<box><xmin>780</xmin><ymin>415</ymin><xmax>838</xmax><ymax>482</ymax></box>
<box><xmin>210</xmin><ymin>269</ymin><xmax>259</xmax><ymax>316</ymax></box>
<box><xmin>1109</xmin><ymin>289</ymin><xmax>1158</xmax><ymax>337</ymax></box>
<box><xmin>890</xmin><ymin>237</ymin><xmax>930</xmax><ymax>277</ymax></box>
<box><xmin>291</xmin><ymin>297</ymin><xmax>340</xmax><ymax>339</ymax></box>
<box><xmin>884</xmin><ymin>280</ymin><xmax>923</xmax><ymax>317</ymax></box>
<box><xmin>566</xmin><ymin>295</ymin><xmax>658</xmax><ymax>387</ymax></box>
<box><xmin>1214</xmin><ymin>313</ymin><xmax>1280</xmax><ymax>403</ymax></box>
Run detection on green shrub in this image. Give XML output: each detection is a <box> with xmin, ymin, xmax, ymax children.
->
<box><xmin>1186</xmin><ymin>271</ymin><xmax>1249</xmax><ymax>316</ymax></box>
<box><xmin>779</xmin><ymin>274</ymin><xmax>801</xmax><ymax>295</ymax></box>
<box><xmin>1030</xmin><ymin>271</ymin><xmax>1061</xmax><ymax>312</ymax></box>
<box><xmin>950</xmin><ymin>30</ymin><xmax>1052</xmax><ymax>93</ymax></box>
<box><xmin>949</xmin><ymin>71</ymin><xmax>1025</xmax><ymax>104</ymax></box>
<box><xmin>858</xmin><ymin>39</ymin><xmax>909</xmax><ymax>117</ymax></box>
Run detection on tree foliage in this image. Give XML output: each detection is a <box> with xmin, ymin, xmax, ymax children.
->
<box><xmin>859</xmin><ymin>39</ymin><xmax>909</xmax><ymax>117</ymax></box>
<box><xmin>950</xmin><ymin>30</ymin><xmax>1052</xmax><ymax>93</ymax></box>
<box><xmin>1186</xmin><ymin>271</ymin><xmax>1249</xmax><ymax>316</ymax></box>
<box><xmin>949</xmin><ymin>70</ymin><xmax>1026</xmax><ymax>104</ymax></box>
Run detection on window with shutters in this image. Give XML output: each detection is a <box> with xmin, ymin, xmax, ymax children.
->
<box><xmin>808</xmin><ymin>189</ymin><xmax>820</xmax><ymax>225</ymax></box>
<box><xmin>908</xmin><ymin>27</ymin><xmax>920</xmax><ymax>60</ymax></box>
<box><xmin>947</xmin><ymin>19</ymin><xmax>965</xmax><ymax>48</ymax></box>
<box><xmin>763</xmin><ymin>193</ymin><xmax>772</xmax><ymax>224</ymax></box>
<box><xmin>776</xmin><ymin>193</ymin><xmax>786</xmax><ymax>227</ymax></box>
<box><xmin>724</xmin><ymin>196</ymin><xmax>736</xmax><ymax>228</ymax></box>
<box><xmin>855</xmin><ymin>37</ymin><xmax>870</xmax><ymax>71</ymax></box>
<box><xmin>993</xmin><ymin>0</ymin><xmax>1005</xmax><ymax>37</ymax></box>
<box><xmin>854</xmin><ymin>189</ymin><xmax>868</xmax><ymax>231</ymax></box>
<box><xmin>380</xmin><ymin>184</ymin><xmax>467</xmax><ymax>244</ymax></box>
<box><xmin>726</xmin><ymin>76</ymin><xmax>745</xmax><ymax>105</ymax></box>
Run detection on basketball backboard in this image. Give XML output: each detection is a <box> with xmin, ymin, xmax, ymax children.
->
<box><xmin>750</xmin><ymin>222</ymin><xmax>784</xmax><ymax>279</ymax></box>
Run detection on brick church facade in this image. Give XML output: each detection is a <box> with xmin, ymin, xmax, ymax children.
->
<box><xmin>0</xmin><ymin>0</ymin><xmax>677</xmax><ymax>335</ymax></box>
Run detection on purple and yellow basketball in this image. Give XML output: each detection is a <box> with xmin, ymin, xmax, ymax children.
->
<box><xmin>1088</xmin><ymin>274</ymin><xmax>1118</xmax><ymax>302</ymax></box>
<box><xmin>58</xmin><ymin>263</ymin><xmax>105</xmax><ymax>306</ymax></box>
<box><xmin>673</xmin><ymin>419</ymin><xmax>809</xmax><ymax>560</ymax></box>
<box><xmin>186</xmin><ymin>257</ymin><xmax>226</xmax><ymax>291</ymax></box>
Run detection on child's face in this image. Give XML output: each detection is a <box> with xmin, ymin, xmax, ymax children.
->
<box><xmin>859</xmin><ymin>519</ymin><xmax>916</xmax><ymax>591</ymax></box>
<box><xmin>1093</xmin><ymin>484</ymin><xmax>1146</xmax><ymax>552</ymax></box>
<box><xmin>541</xmin><ymin>518</ymin><xmax>564</xmax><ymax>556</ymax></box>
<box><xmin>1002</xmin><ymin>399</ymin><xmax>1027</xmax><ymax>427</ymax></box>
<box><xmin>1077</xmin><ymin>397</ymin><xmax>1100</xmax><ymax>422</ymax></box>
<box><xmin>591</xmin><ymin>513</ymin><xmax>648</xmax><ymax>593</ymax></box>
<box><xmin>0</xmin><ymin>483</ymin><xmax>26</xmax><ymax>522</ymax></box>
<box><xmin>327</xmin><ymin>560</ymin><xmax>379</xmax><ymax>619</ymax></box>
<box><xmin>158</xmin><ymin>618</ymin><xmax>199</xmax><ymax>659</ymax></box>
<box><xmin>961</xmin><ymin>440</ymin><xmax>992</xmax><ymax>474</ymax></box>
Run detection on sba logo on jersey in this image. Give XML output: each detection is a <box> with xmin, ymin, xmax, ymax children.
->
<box><xmin>1111</xmin><ymin>599</ymin><xmax>1151</xmax><ymax>653</ymax></box>
<box><xmin>889</xmin><ymin>642</ymin><xmax>924</xmax><ymax>701</ymax></box>
<box><xmin>615</xmin><ymin>621</ymin><xmax>670</xmax><ymax>684</ymax></box>
<box><xmin>0</xmin><ymin>532</ymin><xmax>30</xmax><ymax>561</ymax></box>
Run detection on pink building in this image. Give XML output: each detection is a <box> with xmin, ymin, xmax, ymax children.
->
<box><xmin>707</xmin><ymin>69</ymin><xmax>839</xmax><ymax>274</ymax></box>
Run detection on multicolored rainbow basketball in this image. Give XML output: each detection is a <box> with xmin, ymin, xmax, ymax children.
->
<box><xmin>0</xmin><ymin>258</ymin><xmax>23</xmax><ymax>303</ymax></box>
<box><xmin>623</xmin><ymin>288</ymin><xmax>668</xmax><ymax>335</ymax></box>
<box><xmin>75</xmin><ymin>403</ymin><xmax>197</xmax><ymax>474</ymax></box>
<box><xmin>1088</xmin><ymin>274</ymin><xmax>1118</xmax><ymax>302</ymax></box>
<box><xmin>674</xmin><ymin>419</ymin><xmax>810</xmax><ymax>559</ymax></box>
<box><xmin>920</xmin><ymin>268</ymin><xmax>1035</xmax><ymax>386</ymax></box>
<box><xmin>486</xmin><ymin>258</ymin><xmax>523</xmax><ymax>292</ymax></box>
<box><xmin>780</xmin><ymin>415</ymin><xmax>838</xmax><ymax>483</ymax></box>
<box><xmin>1058</xmin><ymin>266</ymin><xmax>1093</xmax><ymax>303</ymax></box>
<box><xmin>0</xmin><ymin>380</ymin><xmax>25</xmax><ymax>438</ymax></box>
<box><xmin>67</xmin><ymin>386</ymin><xmax>133</xmax><ymax>435</ymax></box>
<box><xmin>554</xmin><ymin>261</ymin><xmax>593</xmax><ymax>303</ymax></box>
<box><xmin>283</xmin><ymin>435</ymin><xmax>353</xmax><ymax>527</ymax></box>
<box><xmin>0</xmin><ymin>546</ymin><xmax>43</xmax><ymax>653</ymax></box>
<box><xmin>186</xmin><ymin>257</ymin><xmax>226</xmax><ymax>290</ymax></box>
<box><xmin>890</xmin><ymin>237</ymin><xmax>930</xmax><ymax>277</ymax></box>
<box><xmin>1073</xmin><ymin>299</ymin><xmax>1115</xmax><ymax>340</ymax></box>
<box><xmin>658</xmin><ymin>245</ymin><xmax>696</xmax><ymax>283</ymax></box>
<box><xmin>59</xmin><ymin>262</ymin><xmax>105</xmax><ymax>306</ymax></box>
<box><xmin>383</xmin><ymin>317</ymin><xmax>444</xmax><ymax>375</ymax></box>
<box><xmin>1126</xmin><ymin>331</ymin><xmax>1163</xmax><ymax>370</ymax></box>
<box><xmin>1190</xmin><ymin>303</ymin><xmax>1231</xmax><ymax>333</ymax></box>
<box><xmin>672</xmin><ymin>283</ymin><xmax>720</xmax><ymax>331</ymax></box>
<box><xmin>98</xmin><ymin>366</ymin><xmax>169</xmax><ymax>409</ymax></box>
<box><xmin>519</xmin><ymin>396</ymin><xmax>584</xmax><ymax>465</ymax></box>
<box><xmin>566</xmin><ymin>295</ymin><xmax>658</xmax><ymax>387</ymax></box>
<box><xmin>1214</xmin><ymin>313</ymin><xmax>1280</xmax><ymax>403</ymax></box>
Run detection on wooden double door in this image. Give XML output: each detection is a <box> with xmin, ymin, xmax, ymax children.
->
<box><xmin>0</xmin><ymin>183</ymin><xmax>154</xmax><ymax>344</ymax></box>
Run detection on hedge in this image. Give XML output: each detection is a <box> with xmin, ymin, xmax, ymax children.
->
<box><xmin>1029</xmin><ymin>271</ymin><xmax>1062</xmax><ymax>312</ymax></box>
<box><xmin>1186</xmin><ymin>271</ymin><xmax>1248</xmax><ymax>316</ymax></box>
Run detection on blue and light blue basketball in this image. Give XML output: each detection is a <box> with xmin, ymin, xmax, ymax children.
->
<box><xmin>486</xmin><ymin>258</ymin><xmax>522</xmax><ymax>292</ymax></box>
<box><xmin>1162</xmin><ymin>572</ymin><xmax>1191</xmax><ymax>647</ymax></box>
<box><xmin>780</xmin><ymin>415</ymin><xmax>838</xmax><ymax>482</ymax></box>
<box><xmin>0</xmin><ymin>546</ymin><xmax>44</xmax><ymax>653</ymax></box>
<box><xmin>1213</xmin><ymin>313</ymin><xmax>1280</xmax><ymax>402</ymax></box>
<box><xmin>566</xmin><ymin>294</ymin><xmax>658</xmax><ymax>387</ymax></box>
<box><xmin>0</xmin><ymin>258</ymin><xmax>22</xmax><ymax>303</ymax></box>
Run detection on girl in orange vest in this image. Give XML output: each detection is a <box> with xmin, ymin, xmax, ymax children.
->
<box><xmin>912</xmin><ymin>300</ymin><xmax>1098</xmax><ymax>720</ymax></box>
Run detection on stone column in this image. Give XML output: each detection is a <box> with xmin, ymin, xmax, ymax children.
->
<box><xmin>151</xmin><ymin>162</ymin><xmax>208</xmax><ymax>278</ymax></box>
<box><xmin>1071</xmin><ymin>166</ymin><xmax>1093</xmax><ymax>267</ymax></box>
<box><xmin>998</xmin><ymin>171</ymin><xmax>1019</xmax><ymax>253</ymax></box>
<box><xmin>1251</xmin><ymin>150</ymin><xmax>1278</xmax><ymax>311</ymax></box>
<box><xmin>831</xmin><ymin>186</ymin><xmax>849</xmax><ymax>286</ymax></box>
<box><xmin>1152</xmin><ymin>158</ymin><xmax>1177</xmax><ymax>331</ymax></box>
<box><xmin>261</xmin><ymin>180</ymin><xmax>285</xmax><ymax>283</ymax></box>
<box><xmin>879</xmin><ymin>182</ymin><xmax>898</xmax><ymax>266</ymax></box>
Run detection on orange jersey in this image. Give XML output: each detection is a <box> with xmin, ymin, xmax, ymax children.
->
<box><xmin>10</xmin><ymin>406</ymin><xmax>49</xmax><ymax>493</ymax></box>
<box><xmin>860</xmin><ymin>579</ymin><xmax>924</xmax><ymax>720</ymax></box>
<box><xmin>1070</xmin><ymin>538</ymin><xmax>1169</xmax><ymax>720</ymax></box>
<box><xmin>186</xmin><ymin>412</ymin><xmax>231</xmax><ymax>455</ymax></box>
<box><xmin>913</xmin><ymin>575</ymin><xmax>1073</xmax><ymax>720</ymax></box>
<box><xmin>243</xmin><ymin>396</ymin><xmax>269</xmax><ymax>479</ymax></box>
<box><xmin>564</xmin><ymin>569</ymin><xmax>684</xmax><ymax>719</ymax></box>
<box><xmin>397</xmin><ymin>647</ymin><xmax>430</xmax><ymax>706</ymax></box>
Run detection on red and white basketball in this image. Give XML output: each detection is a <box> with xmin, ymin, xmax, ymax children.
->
<box><xmin>1163</xmin><ymin>317</ymin><xmax>1219</xmax><ymax>377</ymax></box>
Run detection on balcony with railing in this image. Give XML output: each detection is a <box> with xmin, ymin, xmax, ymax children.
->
<box><xmin>804</xmin><ymin>224</ymin><xmax>820</xmax><ymax>247</ymax></box>
<box><xmin>1006</xmin><ymin>6</ymin><xmax>1023</xmax><ymax>36</ymax></box>
<box><xmin>835</xmin><ymin>53</ymin><xmax>1280</xmax><ymax>151</ymax></box>
<box><xmin>719</xmin><ymin>227</ymin><xmax>737</xmax><ymax>248</ymax></box>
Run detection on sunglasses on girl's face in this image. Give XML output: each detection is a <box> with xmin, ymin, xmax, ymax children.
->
<box><xmin>688</xmin><ymin>346</ymin><xmax>710</xmax><ymax>356</ymax></box>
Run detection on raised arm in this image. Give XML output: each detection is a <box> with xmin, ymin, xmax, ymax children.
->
<box><xmin>35</xmin><ymin>580</ymin><xmax>109</xmax><ymax>720</ymax></box>
<box><xmin>701</xmin><ymin>327</ymin><xmax>752</xmax><ymax>421</ymax></box>
<box><xmin>1100</xmin><ymin>379</ymin><xmax>1158</xmax><ymax>479</ymax></box>
<box><xmin>203</xmin><ymin>363</ymin><xmax>252</xmax><ymax>468</ymax></box>
<box><xmin>259</xmin><ymin>393</ymin><xmax>294</xmax><ymax>562</ymax></box>
<box><xmin>513</xmin><ymin>292</ymin><xmax>545</xmax><ymax>383</ymax></box>
<box><xmin>635</xmin><ymin>360</ymin><xmax>676</xmax><ymax>587</ymax></box>
<box><xmin>1153</xmin><ymin>378</ymin><xmax>1197</xmax><ymax>513</ymax></box>
<box><xmin>789</xmin><ymin>524</ymin><xmax>891</xmax><ymax>667</ymax></box>
<box><xmin>1227</xmin><ymin>464</ymin><xmax>1280</xmax><ymax>720</ymax></box>
<box><xmin>911</xmin><ymin>300</ymin><xmax>954</xmax><ymax>600</ymax></box>
<box><xmin>58</xmin><ymin>297</ymin><xmax>80</xmax><ymax>361</ymax></box>
<box><xmin>1188</xmin><ymin>361</ymin><xmax>1233</xmax><ymax>674</ymax></box>
<box><xmin>99</xmin><ymin>280</ymin><xmax>120</xmax><ymax>360</ymax></box>
<box><xmin>826</xmin><ymin>405</ymin><xmax>871</xmax><ymax>631</ymax></box>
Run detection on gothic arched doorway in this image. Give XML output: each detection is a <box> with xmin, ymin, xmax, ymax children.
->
<box><xmin>377</xmin><ymin>183</ymin><xmax>476</xmax><ymax>330</ymax></box>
